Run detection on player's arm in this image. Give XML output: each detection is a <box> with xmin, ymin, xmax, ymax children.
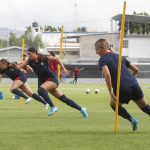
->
<box><xmin>48</xmin><ymin>56</ymin><xmax>69</xmax><ymax>76</ymax></box>
<box><xmin>17</xmin><ymin>60</ymin><xmax>29</xmax><ymax>69</ymax></box>
<box><xmin>102</xmin><ymin>66</ymin><xmax>116</xmax><ymax>101</ymax></box>
<box><xmin>129</xmin><ymin>64</ymin><xmax>139</xmax><ymax>76</ymax></box>
<box><xmin>26</xmin><ymin>65</ymin><xmax>34</xmax><ymax>72</ymax></box>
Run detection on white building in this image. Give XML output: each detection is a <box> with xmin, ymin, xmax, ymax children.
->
<box><xmin>0</xmin><ymin>46</ymin><xmax>27</xmax><ymax>62</ymax></box>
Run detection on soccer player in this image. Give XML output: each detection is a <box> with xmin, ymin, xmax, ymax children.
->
<box><xmin>19</xmin><ymin>47</ymin><xmax>88</xmax><ymax>117</ymax></box>
<box><xmin>95</xmin><ymin>38</ymin><xmax>150</xmax><ymax>131</ymax></box>
<box><xmin>17</xmin><ymin>54</ymin><xmax>49</xmax><ymax>109</ymax></box>
<box><xmin>0</xmin><ymin>59</ymin><xmax>48</xmax><ymax>106</ymax></box>
<box><xmin>38</xmin><ymin>51</ymin><xmax>58</xmax><ymax>88</ymax></box>
<box><xmin>72</xmin><ymin>67</ymin><xmax>79</xmax><ymax>84</ymax></box>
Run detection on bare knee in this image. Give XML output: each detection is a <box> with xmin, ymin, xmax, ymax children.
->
<box><xmin>26</xmin><ymin>92</ymin><xmax>33</xmax><ymax>97</ymax></box>
<box><xmin>110</xmin><ymin>99</ymin><xmax>115</xmax><ymax>107</ymax></box>
<box><xmin>10</xmin><ymin>88</ymin><xmax>14</xmax><ymax>93</ymax></box>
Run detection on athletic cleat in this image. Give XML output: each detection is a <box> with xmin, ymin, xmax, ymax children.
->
<box><xmin>25</xmin><ymin>97</ymin><xmax>32</xmax><ymax>104</ymax></box>
<box><xmin>131</xmin><ymin>118</ymin><xmax>139</xmax><ymax>131</ymax></box>
<box><xmin>81</xmin><ymin>107</ymin><xmax>88</xmax><ymax>118</ymax></box>
<box><xmin>12</xmin><ymin>95</ymin><xmax>15</xmax><ymax>99</ymax></box>
<box><xmin>48</xmin><ymin>107</ymin><xmax>58</xmax><ymax>116</ymax></box>
<box><xmin>45</xmin><ymin>103</ymin><xmax>49</xmax><ymax>110</ymax></box>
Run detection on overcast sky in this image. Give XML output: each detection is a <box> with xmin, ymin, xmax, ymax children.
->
<box><xmin>0</xmin><ymin>0</ymin><xmax>150</xmax><ymax>32</ymax></box>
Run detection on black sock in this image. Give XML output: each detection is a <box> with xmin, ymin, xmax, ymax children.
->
<box><xmin>111</xmin><ymin>105</ymin><xmax>132</xmax><ymax>122</ymax></box>
<box><xmin>59</xmin><ymin>95</ymin><xmax>81</xmax><ymax>111</ymax></box>
<box><xmin>38</xmin><ymin>87</ymin><xmax>54</xmax><ymax>107</ymax></box>
<box><xmin>12</xmin><ymin>89</ymin><xmax>28</xmax><ymax>100</ymax></box>
<box><xmin>141</xmin><ymin>105</ymin><xmax>150</xmax><ymax>116</ymax></box>
<box><xmin>32</xmin><ymin>93</ymin><xmax>47</xmax><ymax>105</ymax></box>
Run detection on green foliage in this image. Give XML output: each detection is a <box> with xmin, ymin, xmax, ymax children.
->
<box><xmin>22</xmin><ymin>32</ymin><xmax>44</xmax><ymax>49</ymax></box>
<box><xmin>0</xmin><ymin>39</ymin><xmax>7</xmax><ymax>48</ymax></box>
<box><xmin>9</xmin><ymin>32</ymin><xmax>21</xmax><ymax>47</ymax></box>
<box><xmin>73</xmin><ymin>27</ymin><xmax>87</xmax><ymax>32</ymax></box>
<box><xmin>118</xmin><ymin>11</ymin><xmax>150</xmax><ymax>35</ymax></box>
<box><xmin>44</xmin><ymin>25</ymin><xmax>57</xmax><ymax>32</ymax></box>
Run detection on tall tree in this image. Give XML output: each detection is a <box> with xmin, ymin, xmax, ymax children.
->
<box><xmin>0</xmin><ymin>39</ymin><xmax>7</xmax><ymax>48</ymax></box>
<box><xmin>9</xmin><ymin>32</ymin><xmax>20</xmax><ymax>46</ymax></box>
<box><xmin>44</xmin><ymin>25</ymin><xmax>57</xmax><ymax>32</ymax></box>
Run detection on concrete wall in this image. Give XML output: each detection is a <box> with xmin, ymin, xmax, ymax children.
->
<box><xmin>0</xmin><ymin>48</ymin><xmax>23</xmax><ymax>62</ymax></box>
<box><xmin>80</xmin><ymin>33</ymin><xmax>120</xmax><ymax>58</ymax></box>
<box><xmin>127</xmin><ymin>37</ymin><xmax>150</xmax><ymax>58</ymax></box>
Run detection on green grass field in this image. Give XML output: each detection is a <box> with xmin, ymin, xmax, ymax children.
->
<box><xmin>0</xmin><ymin>82</ymin><xmax>150</xmax><ymax>150</ymax></box>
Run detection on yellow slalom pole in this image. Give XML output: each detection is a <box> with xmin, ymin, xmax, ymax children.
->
<box><xmin>19</xmin><ymin>38</ymin><xmax>25</xmax><ymax>108</ymax></box>
<box><xmin>115</xmin><ymin>1</ymin><xmax>126</xmax><ymax>133</ymax></box>
<box><xmin>21</xmin><ymin>38</ymin><xmax>25</xmax><ymax>61</ymax></box>
<box><xmin>54</xmin><ymin>25</ymin><xmax>64</xmax><ymax>107</ymax></box>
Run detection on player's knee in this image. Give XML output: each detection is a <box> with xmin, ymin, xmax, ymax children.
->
<box><xmin>110</xmin><ymin>99</ymin><xmax>115</xmax><ymax>106</ymax></box>
<box><xmin>110</xmin><ymin>103</ymin><xmax>115</xmax><ymax>111</ymax></box>
<box><xmin>10</xmin><ymin>88</ymin><xmax>15</xmax><ymax>93</ymax></box>
<box><xmin>59</xmin><ymin>94</ymin><xmax>66</xmax><ymax>102</ymax></box>
<box><xmin>27</xmin><ymin>92</ymin><xmax>33</xmax><ymax>97</ymax></box>
<box><xmin>38</xmin><ymin>87</ymin><xmax>46</xmax><ymax>96</ymax></box>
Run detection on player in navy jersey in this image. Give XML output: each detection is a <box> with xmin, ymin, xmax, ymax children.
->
<box><xmin>0</xmin><ymin>59</ymin><xmax>47</xmax><ymax>106</ymax></box>
<box><xmin>19</xmin><ymin>47</ymin><xmax>88</xmax><ymax>117</ymax></box>
<box><xmin>95</xmin><ymin>38</ymin><xmax>150</xmax><ymax>131</ymax></box>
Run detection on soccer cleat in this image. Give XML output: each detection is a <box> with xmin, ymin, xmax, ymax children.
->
<box><xmin>25</xmin><ymin>97</ymin><xmax>32</xmax><ymax>104</ymax></box>
<box><xmin>12</xmin><ymin>95</ymin><xmax>15</xmax><ymax>99</ymax></box>
<box><xmin>81</xmin><ymin>107</ymin><xmax>88</xmax><ymax>118</ymax></box>
<box><xmin>131</xmin><ymin>118</ymin><xmax>139</xmax><ymax>131</ymax></box>
<box><xmin>48</xmin><ymin>107</ymin><xmax>58</xmax><ymax>116</ymax></box>
<box><xmin>45</xmin><ymin>103</ymin><xmax>49</xmax><ymax>110</ymax></box>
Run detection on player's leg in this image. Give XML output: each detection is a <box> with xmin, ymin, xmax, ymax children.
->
<box><xmin>38</xmin><ymin>81</ymin><xmax>57</xmax><ymax>115</ymax></box>
<box><xmin>10</xmin><ymin>80</ymin><xmax>29</xmax><ymax>101</ymax></box>
<box><xmin>20</xmin><ymin>83</ymin><xmax>47</xmax><ymax>105</ymax></box>
<box><xmin>110</xmin><ymin>99</ymin><xmax>133</xmax><ymax>122</ymax></box>
<box><xmin>131</xmin><ymin>84</ymin><xmax>150</xmax><ymax>116</ymax></box>
<box><xmin>110</xmin><ymin>98</ymin><xmax>138</xmax><ymax>131</ymax></box>
<box><xmin>50</xmin><ymin>88</ymin><xmax>88</xmax><ymax>118</ymax></box>
<box><xmin>75</xmin><ymin>76</ymin><xmax>77</xmax><ymax>84</ymax></box>
<box><xmin>133</xmin><ymin>97</ymin><xmax>150</xmax><ymax>116</ymax></box>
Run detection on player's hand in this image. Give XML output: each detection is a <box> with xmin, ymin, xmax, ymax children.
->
<box><xmin>110</xmin><ymin>92</ymin><xmax>118</xmax><ymax>103</ymax></box>
<box><xmin>63</xmin><ymin>69</ymin><xmax>69</xmax><ymax>76</ymax></box>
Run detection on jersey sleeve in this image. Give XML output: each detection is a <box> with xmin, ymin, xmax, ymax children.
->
<box><xmin>123</xmin><ymin>57</ymin><xmax>130</xmax><ymax>67</ymax></box>
<box><xmin>98</xmin><ymin>58</ymin><xmax>107</xmax><ymax>70</ymax></box>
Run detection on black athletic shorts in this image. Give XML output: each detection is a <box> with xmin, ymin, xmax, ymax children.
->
<box><xmin>38</xmin><ymin>77</ymin><xmax>59</xmax><ymax>88</ymax></box>
<box><xmin>15</xmin><ymin>74</ymin><xmax>27</xmax><ymax>84</ymax></box>
<box><xmin>113</xmin><ymin>84</ymin><xmax>144</xmax><ymax>104</ymax></box>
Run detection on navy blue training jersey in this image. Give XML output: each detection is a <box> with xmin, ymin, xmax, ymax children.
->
<box><xmin>0</xmin><ymin>63</ymin><xmax>24</xmax><ymax>80</ymax></box>
<box><xmin>27</xmin><ymin>55</ymin><xmax>57</xmax><ymax>82</ymax></box>
<box><xmin>98</xmin><ymin>52</ymin><xmax>138</xmax><ymax>90</ymax></box>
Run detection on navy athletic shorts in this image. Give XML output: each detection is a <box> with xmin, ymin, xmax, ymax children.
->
<box><xmin>38</xmin><ymin>77</ymin><xmax>59</xmax><ymax>87</ymax></box>
<box><xmin>113</xmin><ymin>84</ymin><xmax>144</xmax><ymax>104</ymax></box>
<box><xmin>15</xmin><ymin>74</ymin><xmax>27</xmax><ymax>84</ymax></box>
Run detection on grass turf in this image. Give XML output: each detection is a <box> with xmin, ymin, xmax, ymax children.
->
<box><xmin>0</xmin><ymin>83</ymin><xmax>150</xmax><ymax>150</ymax></box>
